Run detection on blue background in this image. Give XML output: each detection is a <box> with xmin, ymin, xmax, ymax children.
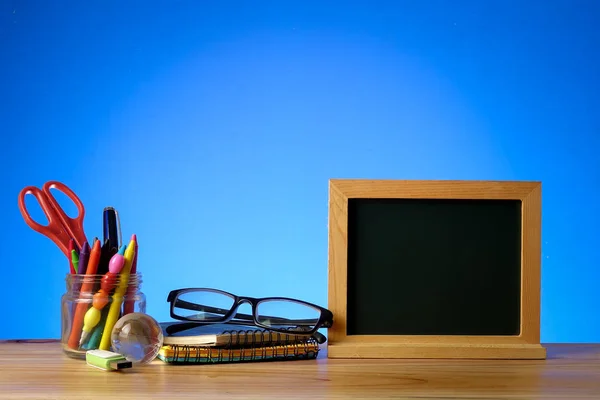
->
<box><xmin>1</xmin><ymin>1</ymin><xmax>598</xmax><ymax>342</ymax></box>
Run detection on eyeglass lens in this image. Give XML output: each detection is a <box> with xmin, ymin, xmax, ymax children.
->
<box><xmin>173</xmin><ymin>290</ymin><xmax>235</xmax><ymax>321</ymax></box>
<box><xmin>173</xmin><ymin>290</ymin><xmax>322</xmax><ymax>332</ymax></box>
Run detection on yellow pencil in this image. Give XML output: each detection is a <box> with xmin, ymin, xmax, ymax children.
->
<box><xmin>99</xmin><ymin>235</ymin><xmax>136</xmax><ymax>350</ymax></box>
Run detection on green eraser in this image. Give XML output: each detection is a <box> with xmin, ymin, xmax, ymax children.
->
<box><xmin>86</xmin><ymin>349</ymin><xmax>132</xmax><ymax>371</ymax></box>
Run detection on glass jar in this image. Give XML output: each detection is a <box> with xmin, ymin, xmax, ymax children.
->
<box><xmin>61</xmin><ymin>273</ymin><xmax>146</xmax><ymax>359</ymax></box>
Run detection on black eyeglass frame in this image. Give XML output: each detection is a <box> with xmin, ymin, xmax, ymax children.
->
<box><xmin>166</xmin><ymin>288</ymin><xmax>334</xmax><ymax>339</ymax></box>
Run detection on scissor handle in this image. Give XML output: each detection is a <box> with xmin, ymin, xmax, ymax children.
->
<box><xmin>18</xmin><ymin>185</ymin><xmax>72</xmax><ymax>258</ymax></box>
<box><xmin>18</xmin><ymin>181</ymin><xmax>87</xmax><ymax>258</ymax></box>
<box><xmin>42</xmin><ymin>181</ymin><xmax>87</xmax><ymax>250</ymax></box>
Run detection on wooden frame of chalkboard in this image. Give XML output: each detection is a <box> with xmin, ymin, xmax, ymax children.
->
<box><xmin>327</xmin><ymin>179</ymin><xmax>545</xmax><ymax>359</ymax></box>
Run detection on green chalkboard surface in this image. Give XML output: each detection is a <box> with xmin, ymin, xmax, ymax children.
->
<box><xmin>346</xmin><ymin>198</ymin><xmax>522</xmax><ymax>336</ymax></box>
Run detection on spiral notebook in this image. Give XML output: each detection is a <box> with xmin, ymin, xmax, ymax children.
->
<box><xmin>157</xmin><ymin>337</ymin><xmax>321</xmax><ymax>364</ymax></box>
<box><xmin>160</xmin><ymin>322</ymin><xmax>313</xmax><ymax>347</ymax></box>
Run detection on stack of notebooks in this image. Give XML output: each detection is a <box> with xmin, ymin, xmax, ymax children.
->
<box><xmin>157</xmin><ymin>323</ymin><xmax>321</xmax><ymax>365</ymax></box>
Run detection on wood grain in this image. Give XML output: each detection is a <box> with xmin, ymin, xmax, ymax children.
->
<box><xmin>329</xmin><ymin>179</ymin><xmax>540</xmax><ymax>199</ymax></box>
<box><xmin>0</xmin><ymin>341</ymin><xmax>598</xmax><ymax>399</ymax></box>
<box><xmin>327</xmin><ymin>180</ymin><xmax>348</xmax><ymax>345</ymax></box>
<box><xmin>327</xmin><ymin>179</ymin><xmax>545</xmax><ymax>359</ymax></box>
<box><xmin>521</xmin><ymin>181</ymin><xmax>542</xmax><ymax>344</ymax></box>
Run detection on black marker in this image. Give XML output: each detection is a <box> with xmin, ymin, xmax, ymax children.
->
<box><xmin>103</xmin><ymin>207</ymin><xmax>120</xmax><ymax>250</ymax></box>
<box><xmin>97</xmin><ymin>207</ymin><xmax>120</xmax><ymax>275</ymax></box>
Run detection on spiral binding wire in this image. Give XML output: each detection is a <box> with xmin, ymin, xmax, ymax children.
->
<box><xmin>223</xmin><ymin>326</ymin><xmax>311</xmax><ymax>348</ymax></box>
<box><xmin>161</xmin><ymin>327</ymin><xmax>320</xmax><ymax>365</ymax></box>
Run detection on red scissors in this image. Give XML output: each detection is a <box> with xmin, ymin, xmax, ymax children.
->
<box><xmin>18</xmin><ymin>181</ymin><xmax>88</xmax><ymax>258</ymax></box>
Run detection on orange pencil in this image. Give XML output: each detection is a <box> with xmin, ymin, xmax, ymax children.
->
<box><xmin>67</xmin><ymin>239</ymin><xmax>101</xmax><ymax>349</ymax></box>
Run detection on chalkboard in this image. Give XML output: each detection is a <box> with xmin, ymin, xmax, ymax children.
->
<box><xmin>346</xmin><ymin>198</ymin><xmax>522</xmax><ymax>336</ymax></box>
<box><xmin>327</xmin><ymin>179</ymin><xmax>545</xmax><ymax>359</ymax></box>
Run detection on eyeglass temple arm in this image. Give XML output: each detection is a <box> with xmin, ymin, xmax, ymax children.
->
<box><xmin>165</xmin><ymin>320</ymin><xmax>254</xmax><ymax>335</ymax></box>
<box><xmin>173</xmin><ymin>298</ymin><xmax>322</xmax><ymax>325</ymax></box>
<box><xmin>165</xmin><ymin>320</ymin><xmax>329</xmax><ymax>344</ymax></box>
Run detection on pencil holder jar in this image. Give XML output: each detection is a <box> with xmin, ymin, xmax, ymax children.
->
<box><xmin>61</xmin><ymin>273</ymin><xmax>146</xmax><ymax>359</ymax></box>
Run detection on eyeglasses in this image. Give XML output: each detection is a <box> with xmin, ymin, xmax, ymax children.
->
<box><xmin>166</xmin><ymin>288</ymin><xmax>334</xmax><ymax>343</ymax></box>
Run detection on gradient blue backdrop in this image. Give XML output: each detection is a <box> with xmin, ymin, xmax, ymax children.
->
<box><xmin>1</xmin><ymin>1</ymin><xmax>598</xmax><ymax>342</ymax></box>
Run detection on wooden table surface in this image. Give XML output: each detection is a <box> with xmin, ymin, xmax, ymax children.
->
<box><xmin>0</xmin><ymin>341</ymin><xmax>599</xmax><ymax>399</ymax></box>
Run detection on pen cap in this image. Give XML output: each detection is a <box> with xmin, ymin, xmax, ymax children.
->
<box><xmin>110</xmin><ymin>312</ymin><xmax>163</xmax><ymax>364</ymax></box>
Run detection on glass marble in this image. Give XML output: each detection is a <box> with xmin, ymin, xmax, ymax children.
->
<box><xmin>111</xmin><ymin>312</ymin><xmax>164</xmax><ymax>364</ymax></box>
